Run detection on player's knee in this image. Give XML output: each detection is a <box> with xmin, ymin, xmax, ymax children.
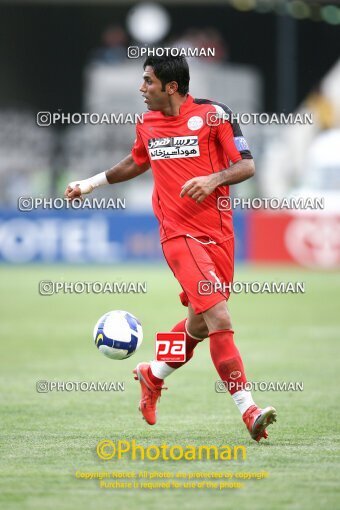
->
<box><xmin>187</xmin><ymin>320</ymin><xmax>208</xmax><ymax>340</ymax></box>
<box><xmin>213</xmin><ymin>315</ymin><xmax>232</xmax><ymax>331</ymax></box>
<box><xmin>204</xmin><ymin>307</ymin><xmax>232</xmax><ymax>332</ymax></box>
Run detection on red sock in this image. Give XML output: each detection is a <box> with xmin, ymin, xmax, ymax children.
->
<box><xmin>148</xmin><ymin>319</ymin><xmax>203</xmax><ymax>385</ymax></box>
<box><xmin>209</xmin><ymin>329</ymin><xmax>247</xmax><ymax>395</ymax></box>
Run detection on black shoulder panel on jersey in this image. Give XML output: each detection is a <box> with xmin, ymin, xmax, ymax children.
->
<box><xmin>194</xmin><ymin>98</ymin><xmax>252</xmax><ymax>160</ymax></box>
<box><xmin>194</xmin><ymin>97</ymin><xmax>232</xmax><ymax>116</ymax></box>
<box><xmin>194</xmin><ymin>98</ymin><xmax>241</xmax><ymax>136</ymax></box>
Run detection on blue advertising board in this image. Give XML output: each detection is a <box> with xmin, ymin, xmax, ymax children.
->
<box><xmin>0</xmin><ymin>209</ymin><xmax>248</xmax><ymax>263</ymax></box>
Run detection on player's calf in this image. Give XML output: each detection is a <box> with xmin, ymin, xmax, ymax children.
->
<box><xmin>133</xmin><ymin>318</ymin><xmax>205</xmax><ymax>425</ymax></box>
<box><xmin>208</xmin><ymin>324</ymin><xmax>277</xmax><ymax>441</ymax></box>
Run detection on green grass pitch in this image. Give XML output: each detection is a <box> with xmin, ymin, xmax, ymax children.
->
<box><xmin>0</xmin><ymin>264</ymin><xmax>339</xmax><ymax>510</ymax></box>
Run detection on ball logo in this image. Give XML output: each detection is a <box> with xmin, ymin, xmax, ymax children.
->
<box><xmin>156</xmin><ymin>332</ymin><xmax>186</xmax><ymax>362</ymax></box>
<box><xmin>230</xmin><ymin>370</ymin><xmax>242</xmax><ymax>380</ymax></box>
<box><xmin>95</xmin><ymin>333</ymin><xmax>103</xmax><ymax>346</ymax></box>
<box><xmin>187</xmin><ymin>116</ymin><xmax>203</xmax><ymax>131</ymax></box>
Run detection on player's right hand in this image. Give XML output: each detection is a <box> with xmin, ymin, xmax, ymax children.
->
<box><xmin>64</xmin><ymin>184</ymin><xmax>82</xmax><ymax>200</ymax></box>
<box><xmin>64</xmin><ymin>179</ymin><xmax>94</xmax><ymax>200</ymax></box>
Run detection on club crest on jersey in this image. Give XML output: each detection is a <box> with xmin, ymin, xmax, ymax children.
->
<box><xmin>148</xmin><ymin>136</ymin><xmax>200</xmax><ymax>160</ymax></box>
<box><xmin>187</xmin><ymin>116</ymin><xmax>204</xmax><ymax>131</ymax></box>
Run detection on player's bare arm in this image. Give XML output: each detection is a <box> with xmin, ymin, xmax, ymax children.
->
<box><xmin>64</xmin><ymin>154</ymin><xmax>150</xmax><ymax>200</ymax></box>
<box><xmin>180</xmin><ymin>158</ymin><xmax>255</xmax><ymax>203</ymax></box>
<box><xmin>106</xmin><ymin>155</ymin><xmax>150</xmax><ymax>184</ymax></box>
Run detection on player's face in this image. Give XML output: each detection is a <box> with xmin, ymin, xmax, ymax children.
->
<box><xmin>139</xmin><ymin>66</ymin><xmax>169</xmax><ymax>111</ymax></box>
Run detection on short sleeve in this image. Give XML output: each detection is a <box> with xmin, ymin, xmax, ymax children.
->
<box><xmin>217</xmin><ymin>119</ymin><xmax>253</xmax><ymax>163</ymax></box>
<box><xmin>131</xmin><ymin>125</ymin><xmax>150</xmax><ymax>167</ymax></box>
<box><xmin>210</xmin><ymin>103</ymin><xmax>253</xmax><ymax>163</ymax></box>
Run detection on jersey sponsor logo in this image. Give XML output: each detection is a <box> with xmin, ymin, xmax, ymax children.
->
<box><xmin>148</xmin><ymin>135</ymin><xmax>200</xmax><ymax>160</ymax></box>
<box><xmin>148</xmin><ymin>135</ymin><xmax>198</xmax><ymax>149</ymax></box>
<box><xmin>187</xmin><ymin>116</ymin><xmax>204</xmax><ymax>130</ymax></box>
<box><xmin>234</xmin><ymin>136</ymin><xmax>249</xmax><ymax>151</ymax></box>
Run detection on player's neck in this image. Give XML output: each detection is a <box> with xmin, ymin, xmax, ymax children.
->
<box><xmin>161</xmin><ymin>94</ymin><xmax>188</xmax><ymax>117</ymax></box>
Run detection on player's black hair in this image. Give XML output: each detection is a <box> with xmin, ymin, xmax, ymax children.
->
<box><xmin>143</xmin><ymin>55</ymin><xmax>190</xmax><ymax>96</ymax></box>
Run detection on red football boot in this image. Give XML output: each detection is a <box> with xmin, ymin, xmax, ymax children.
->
<box><xmin>133</xmin><ymin>362</ymin><xmax>167</xmax><ymax>425</ymax></box>
<box><xmin>242</xmin><ymin>405</ymin><xmax>277</xmax><ymax>442</ymax></box>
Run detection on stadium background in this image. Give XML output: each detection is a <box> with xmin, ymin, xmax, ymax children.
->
<box><xmin>0</xmin><ymin>1</ymin><xmax>339</xmax><ymax>510</ymax></box>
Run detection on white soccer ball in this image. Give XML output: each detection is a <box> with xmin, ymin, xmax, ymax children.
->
<box><xmin>93</xmin><ymin>310</ymin><xmax>143</xmax><ymax>360</ymax></box>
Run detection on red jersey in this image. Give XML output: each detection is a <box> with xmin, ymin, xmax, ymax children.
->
<box><xmin>131</xmin><ymin>94</ymin><xmax>252</xmax><ymax>244</ymax></box>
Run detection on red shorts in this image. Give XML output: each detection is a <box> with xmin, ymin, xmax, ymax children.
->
<box><xmin>162</xmin><ymin>235</ymin><xmax>234</xmax><ymax>314</ymax></box>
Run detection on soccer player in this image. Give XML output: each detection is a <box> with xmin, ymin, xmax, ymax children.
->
<box><xmin>65</xmin><ymin>55</ymin><xmax>277</xmax><ymax>442</ymax></box>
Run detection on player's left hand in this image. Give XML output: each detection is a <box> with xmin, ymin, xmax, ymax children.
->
<box><xmin>180</xmin><ymin>175</ymin><xmax>218</xmax><ymax>203</ymax></box>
